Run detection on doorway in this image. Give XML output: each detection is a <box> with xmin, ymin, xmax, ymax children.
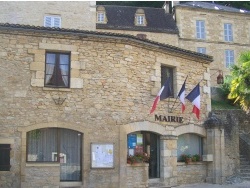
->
<box><xmin>127</xmin><ymin>131</ymin><xmax>160</xmax><ymax>178</ymax></box>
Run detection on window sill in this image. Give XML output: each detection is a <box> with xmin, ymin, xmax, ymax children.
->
<box><xmin>60</xmin><ymin>182</ymin><xmax>82</xmax><ymax>187</ymax></box>
<box><xmin>26</xmin><ymin>162</ymin><xmax>60</xmax><ymax>167</ymax></box>
<box><xmin>177</xmin><ymin>161</ymin><xmax>205</xmax><ymax>166</ymax></box>
<box><xmin>43</xmin><ymin>87</ymin><xmax>71</xmax><ymax>92</ymax></box>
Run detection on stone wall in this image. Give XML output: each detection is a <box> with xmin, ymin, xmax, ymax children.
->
<box><xmin>212</xmin><ymin>110</ymin><xmax>250</xmax><ymax>179</ymax></box>
<box><xmin>0</xmin><ymin>2</ymin><xmax>96</xmax><ymax>30</ymax></box>
<box><xmin>177</xmin><ymin>163</ymin><xmax>207</xmax><ymax>184</ymax></box>
<box><xmin>126</xmin><ymin>164</ymin><xmax>149</xmax><ymax>188</ymax></box>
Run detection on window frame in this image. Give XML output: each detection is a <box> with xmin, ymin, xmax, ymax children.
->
<box><xmin>161</xmin><ymin>65</ymin><xmax>174</xmax><ymax>97</ymax></box>
<box><xmin>44</xmin><ymin>15</ymin><xmax>61</xmax><ymax>28</ymax></box>
<box><xmin>197</xmin><ymin>47</ymin><xmax>206</xmax><ymax>54</ymax></box>
<box><xmin>225</xmin><ymin>49</ymin><xmax>234</xmax><ymax>68</ymax></box>
<box><xmin>137</xmin><ymin>15</ymin><xmax>145</xmax><ymax>25</ymax></box>
<box><xmin>196</xmin><ymin>20</ymin><xmax>205</xmax><ymax>39</ymax></box>
<box><xmin>177</xmin><ymin>133</ymin><xmax>203</xmax><ymax>162</ymax></box>
<box><xmin>224</xmin><ymin>23</ymin><xmax>233</xmax><ymax>42</ymax></box>
<box><xmin>0</xmin><ymin>144</ymin><xmax>11</xmax><ymax>171</ymax></box>
<box><xmin>44</xmin><ymin>51</ymin><xmax>71</xmax><ymax>88</ymax></box>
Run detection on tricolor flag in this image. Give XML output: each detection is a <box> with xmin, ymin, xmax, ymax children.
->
<box><xmin>150</xmin><ymin>78</ymin><xmax>172</xmax><ymax>114</ymax></box>
<box><xmin>185</xmin><ymin>84</ymin><xmax>200</xmax><ymax>119</ymax></box>
<box><xmin>177</xmin><ymin>79</ymin><xmax>186</xmax><ymax>113</ymax></box>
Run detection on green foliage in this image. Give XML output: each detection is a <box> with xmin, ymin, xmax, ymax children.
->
<box><xmin>228</xmin><ymin>51</ymin><xmax>250</xmax><ymax>113</ymax></box>
<box><xmin>127</xmin><ymin>152</ymin><xmax>150</xmax><ymax>164</ymax></box>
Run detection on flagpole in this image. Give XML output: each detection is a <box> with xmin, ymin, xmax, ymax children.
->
<box><xmin>169</xmin><ymin>75</ymin><xmax>188</xmax><ymax>113</ymax></box>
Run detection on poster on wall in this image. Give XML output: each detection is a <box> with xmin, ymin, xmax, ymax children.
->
<box><xmin>128</xmin><ymin>134</ymin><xmax>137</xmax><ymax>149</ymax></box>
<box><xmin>91</xmin><ymin>143</ymin><xmax>114</xmax><ymax>168</ymax></box>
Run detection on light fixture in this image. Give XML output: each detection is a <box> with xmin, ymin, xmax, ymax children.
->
<box><xmin>52</xmin><ymin>97</ymin><xmax>66</xmax><ymax>105</ymax></box>
<box><xmin>217</xmin><ymin>70</ymin><xmax>224</xmax><ymax>84</ymax></box>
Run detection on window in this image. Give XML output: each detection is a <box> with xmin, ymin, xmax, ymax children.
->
<box><xmin>45</xmin><ymin>52</ymin><xmax>70</xmax><ymax>88</ymax></box>
<box><xmin>197</xmin><ymin>47</ymin><xmax>206</xmax><ymax>54</ymax></box>
<box><xmin>96</xmin><ymin>6</ymin><xmax>107</xmax><ymax>24</ymax></box>
<box><xmin>135</xmin><ymin>9</ymin><xmax>146</xmax><ymax>26</ymax></box>
<box><xmin>177</xmin><ymin>134</ymin><xmax>203</xmax><ymax>162</ymax></box>
<box><xmin>0</xmin><ymin>144</ymin><xmax>11</xmax><ymax>171</ymax></box>
<box><xmin>225</xmin><ymin>50</ymin><xmax>234</xmax><ymax>68</ymax></box>
<box><xmin>224</xmin><ymin>23</ymin><xmax>233</xmax><ymax>42</ymax></box>
<box><xmin>161</xmin><ymin>65</ymin><xmax>174</xmax><ymax>97</ymax></box>
<box><xmin>97</xmin><ymin>12</ymin><xmax>105</xmax><ymax>23</ymax></box>
<box><xmin>196</xmin><ymin>20</ymin><xmax>205</xmax><ymax>39</ymax></box>
<box><xmin>27</xmin><ymin>128</ymin><xmax>82</xmax><ymax>181</ymax></box>
<box><xmin>44</xmin><ymin>16</ymin><xmax>61</xmax><ymax>28</ymax></box>
<box><xmin>137</xmin><ymin>15</ymin><xmax>145</xmax><ymax>25</ymax></box>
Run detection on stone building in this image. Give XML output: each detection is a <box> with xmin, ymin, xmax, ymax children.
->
<box><xmin>0</xmin><ymin>1</ymin><xmax>245</xmax><ymax>188</ymax></box>
<box><xmin>174</xmin><ymin>1</ymin><xmax>250</xmax><ymax>87</ymax></box>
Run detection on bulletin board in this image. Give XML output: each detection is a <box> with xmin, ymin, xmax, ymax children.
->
<box><xmin>91</xmin><ymin>143</ymin><xmax>114</xmax><ymax>168</ymax></box>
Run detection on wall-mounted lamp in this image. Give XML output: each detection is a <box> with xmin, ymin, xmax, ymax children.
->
<box><xmin>52</xmin><ymin>97</ymin><xmax>66</xmax><ymax>105</ymax></box>
<box><xmin>217</xmin><ymin>70</ymin><xmax>224</xmax><ymax>84</ymax></box>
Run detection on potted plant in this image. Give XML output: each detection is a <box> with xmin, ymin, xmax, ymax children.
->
<box><xmin>180</xmin><ymin>154</ymin><xmax>192</xmax><ymax>164</ymax></box>
<box><xmin>192</xmin><ymin>154</ymin><xmax>201</xmax><ymax>162</ymax></box>
<box><xmin>127</xmin><ymin>152</ymin><xmax>150</xmax><ymax>164</ymax></box>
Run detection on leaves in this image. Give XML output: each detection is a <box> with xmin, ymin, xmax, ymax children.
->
<box><xmin>228</xmin><ymin>51</ymin><xmax>250</xmax><ymax>113</ymax></box>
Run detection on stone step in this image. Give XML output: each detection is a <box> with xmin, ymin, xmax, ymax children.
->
<box><xmin>241</xmin><ymin>169</ymin><xmax>250</xmax><ymax>173</ymax></box>
<box><xmin>241</xmin><ymin>177</ymin><xmax>250</xmax><ymax>181</ymax></box>
<box><xmin>240</xmin><ymin>173</ymin><xmax>250</xmax><ymax>177</ymax></box>
<box><xmin>240</xmin><ymin>165</ymin><xmax>250</xmax><ymax>169</ymax></box>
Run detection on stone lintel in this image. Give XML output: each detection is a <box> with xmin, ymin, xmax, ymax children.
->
<box><xmin>160</xmin><ymin>135</ymin><xmax>177</xmax><ymax>140</ymax></box>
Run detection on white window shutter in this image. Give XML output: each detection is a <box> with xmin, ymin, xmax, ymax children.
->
<box><xmin>53</xmin><ymin>17</ymin><xmax>61</xmax><ymax>28</ymax></box>
<box><xmin>44</xmin><ymin>16</ymin><xmax>52</xmax><ymax>27</ymax></box>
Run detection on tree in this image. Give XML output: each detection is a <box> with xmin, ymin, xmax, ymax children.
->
<box><xmin>228</xmin><ymin>51</ymin><xmax>250</xmax><ymax>113</ymax></box>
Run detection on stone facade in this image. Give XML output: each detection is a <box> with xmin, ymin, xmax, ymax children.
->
<box><xmin>175</xmin><ymin>5</ymin><xmax>250</xmax><ymax>86</ymax></box>
<box><xmin>0</xmin><ymin>24</ymin><xmax>214</xmax><ymax>187</ymax></box>
<box><xmin>0</xmin><ymin>1</ymin><xmax>96</xmax><ymax>30</ymax></box>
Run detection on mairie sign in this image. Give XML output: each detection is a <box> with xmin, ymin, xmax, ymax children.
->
<box><xmin>155</xmin><ymin>114</ymin><xmax>183</xmax><ymax>123</ymax></box>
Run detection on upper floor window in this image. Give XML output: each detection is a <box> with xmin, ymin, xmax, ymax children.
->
<box><xmin>45</xmin><ymin>52</ymin><xmax>70</xmax><ymax>88</ymax></box>
<box><xmin>97</xmin><ymin>12</ymin><xmax>105</xmax><ymax>22</ymax></box>
<box><xmin>0</xmin><ymin>144</ymin><xmax>11</xmax><ymax>171</ymax></box>
<box><xmin>224</xmin><ymin>23</ymin><xmax>233</xmax><ymax>42</ymax></box>
<box><xmin>196</xmin><ymin>20</ymin><xmax>205</xmax><ymax>39</ymax></box>
<box><xmin>96</xmin><ymin>6</ymin><xmax>107</xmax><ymax>24</ymax></box>
<box><xmin>44</xmin><ymin>15</ymin><xmax>61</xmax><ymax>28</ymax></box>
<box><xmin>197</xmin><ymin>47</ymin><xmax>206</xmax><ymax>54</ymax></box>
<box><xmin>225</xmin><ymin>50</ymin><xmax>234</xmax><ymax>68</ymax></box>
<box><xmin>135</xmin><ymin>9</ymin><xmax>146</xmax><ymax>26</ymax></box>
<box><xmin>137</xmin><ymin>15</ymin><xmax>145</xmax><ymax>25</ymax></box>
<box><xmin>161</xmin><ymin>65</ymin><xmax>174</xmax><ymax>97</ymax></box>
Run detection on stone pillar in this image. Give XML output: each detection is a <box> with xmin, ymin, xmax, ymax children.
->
<box><xmin>204</xmin><ymin>112</ymin><xmax>225</xmax><ymax>184</ymax></box>
<box><xmin>160</xmin><ymin>135</ymin><xmax>178</xmax><ymax>187</ymax></box>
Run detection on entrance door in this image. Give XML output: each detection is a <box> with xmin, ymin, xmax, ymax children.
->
<box><xmin>127</xmin><ymin>131</ymin><xmax>160</xmax><ymax>179</ymax></box>
<box><xmin>148</xmin><ymin>133</ymin><xmax>160</xmax><ymax>178</ymax></box>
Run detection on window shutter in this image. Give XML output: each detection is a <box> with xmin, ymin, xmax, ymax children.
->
<box><xmin>53</xmin><ymin>17</ymin><xmax>61</xmax><ymax>28</ymax></box>
<box><xmin>44</xmin><ymin>16</ymin><xmax>52</xmax><ymax>27</ymax></box>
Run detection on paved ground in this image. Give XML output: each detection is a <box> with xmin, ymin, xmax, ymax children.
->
<box><xmin>174</xmin><ymin>181</ymin><xmax>250</xmax><ymax>188</ymax></box>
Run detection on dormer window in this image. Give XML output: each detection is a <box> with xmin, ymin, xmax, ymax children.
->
<box><xmin>96</xmin><ymin>6</ymin><xmax>107</xmax><ymax>24</ymax></box>
<box><xmin>135</xmin><ymin>9</ymin><xmax>147</xmax><ymax>26</ymax></box>
<box><xmin>97</xmin><ymin>12</ymin><xmax>105</xmax><ymax>22</ymax></box>
<box><xmin>137</xmin><ymin>15</ymin><xmax>145</xmax><ymax>25</ymax></box>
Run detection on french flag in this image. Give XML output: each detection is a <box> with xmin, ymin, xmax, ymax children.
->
<box><xmin>177</xmin><ymin>80</ymin><xmax>186</xmax><ymax>113</ymax></box>
<box><xmin>150</xmin><ymin>78</ymin><xmax>172</xmax><ymax>114</ymax></box>
<box><xmin>185</xmin><ymin>84</ymin><xmax>200</xmax><ymax>119</ymax></box>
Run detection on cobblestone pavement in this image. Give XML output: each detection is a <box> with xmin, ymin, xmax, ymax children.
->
<box><xmin>174</xmin><ymin>181</ymin><xmax>250</xmax><ymax>188</ymax></box>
